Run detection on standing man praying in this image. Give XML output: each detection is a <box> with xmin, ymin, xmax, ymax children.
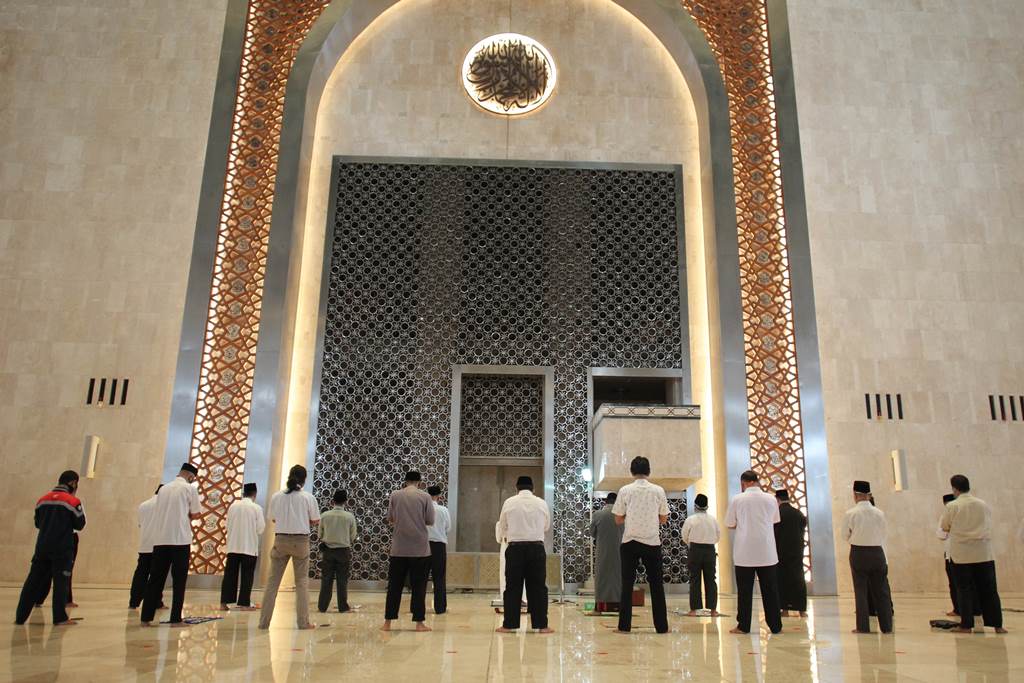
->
<box><xmin>681</xmin><ymin>493</ymin><xmax>720</xmax><ymax>616</ymax></box>
<box><xmin>841</xmin><ymin>480</ymin><xmax>893</xmax><ymax>634</ymax></box>
<box><xmin>382</xmin><ymin>471</ymin><xmax>434</xmax><ymax>632</ymax></box>
<box><xmin>725</xmin><ymin>470</ymin><xmax>783</xmax><ymax>635</ymax></box>
<box><xmin>590</xmin><ymin>492</ymin><xmax>623</xmax><ymax>612</ymax></box>
<box><xmin>613</xmin><ymin>456</ymin><xmax>670</xmax><ymax>634</ymax></box>
<box><xmin>318</xmin><ymin>489</ymin><xmax>357</xmax><ymax>613</ymax></box>
<box><xmin>940</xmin><ymin>474</ymin><xmax>1006</xmax><ymax>634</ymax></box>
<box><xmin>15</xmin><ymin>470</ymin><xmax>86</xmax><ymax>626</ymax></box>
<box><xmin>219</xmin><ymin>483</ymin><xmax>265</xmax><ymax>611</ymax></box>
<box><xmin>774</xmin><ymin>489</ymin><xmax>808</xmax><ymax>618</ymax></box>
<box><xmin>129</xmin><ymin>485</ymin><xmax>164</xmax><ymax>610</ymax></box>
<box><xmin>496</xmin><ymin>475</ymin><xmax>553</xmax><ymax>634</ymax></box>
<box><xmin>141</xmin><ymin>463</ymin><xmax>202</xmax><ymax>627</ymax></box>
<box><xmin>427</xmin><ymin>485</ymin><xmax>451</xmax><ymax>615</ymax></box>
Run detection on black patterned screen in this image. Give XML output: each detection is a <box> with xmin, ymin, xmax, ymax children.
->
<box><xmin>460</xmin><ymin>375</ymin><xmax>543</xmax><ymax>458</ymax></box>
<box><xmin>313</xmin><ymin>159</ymin><xmax>688</xmax><ymax>583</ymax></box>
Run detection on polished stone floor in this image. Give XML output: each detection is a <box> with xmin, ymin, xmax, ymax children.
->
<box><xmin>0</xmin><ymin>586</ymin><xmax>1019</xmax><ymax>681</ymax></box>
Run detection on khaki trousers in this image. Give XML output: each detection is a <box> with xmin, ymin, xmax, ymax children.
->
<box><xmin>258</xmin><ymin>535</ymin><xmax>311</xmax><ymax>629</ymax></box>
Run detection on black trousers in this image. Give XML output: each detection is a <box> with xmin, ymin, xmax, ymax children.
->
<box><xmin>850</xmin><ymin>546</ymin><xmax>893</xmax><ymax>633</ymax></box>
<box><xmin>220</xmin><ymin>553</ymin><xmax>257</xmax><ymax>606</ymax></box>
<box><xmin>944</xmin><ymin>559</ymin><xmax>979</xmax><ymax>616</ymax></box>
<box><xmin>35</xmin><ymin>534</ymin><xmax>79</xmax><ymax>606</ymax></box>
<box><xmin>777</xmin><ymin>556</ymin><xmax>807</xmax><ymax>612</ymax></box>
<box><xmin>318</xmin><ymin>547</ymin><xmax>352</xmax><ymax>612</ymax></box>
<box><xmin>735</xmin><ymin>565</ymin><xmax>783</xmax><ymax>634</ymax></box>
<box><xmin>385</xmin><ymin>555</ymin><xmax>430</xmax><ymax>622</ymax></box>
<box><xmin>141</xmin><ymin>545</ymin><xmax>190</xmax><ymax>624</ymax></box>
<box><xmin>953</xmin><ymin>560</ymin><xmax>1002</xmax><ymax>629</ymax></box>
<box><xmin>15</xmin><ymin>551</ymin><xmax>73</xmax><ymax>624</ymax></box>
<box><xmin>130</xmin><ymin>553</ymin><xmax>165</xmax><ymax>608</ymax></box>
<box><xmin>687</xmin><ymin>543</ymin><xmax>717</xmax><ymax>611</ymax></box>
<box><xmin>503</xmin><ymin>542</ymin><xmax>548</xmax><ymax>629</ymax></box>
<box><xmin>429</xmin><ymin>541</ymin><xmax>448</xmax><ymax>614</ymax></box>
<box><xmin>618</xmin><ymin>541</ymin><xmax>668</xmax><ymax>633</ymax></box>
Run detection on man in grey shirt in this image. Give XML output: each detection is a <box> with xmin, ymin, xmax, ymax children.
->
<box><xmin>318</xmin><ymin>489</ymin><xmax>357</xmax><ymax>613</ymax></box>
<box><xmin>381</xmin><ymin>470</ymin><xmax>434</xmax><ymax>632</ymax></box>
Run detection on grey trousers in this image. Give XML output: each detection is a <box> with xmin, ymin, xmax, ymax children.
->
<box><xmin>259</xmin><ymin>534</ymin><xmax>311</xmax><ymax>629</ymax></box>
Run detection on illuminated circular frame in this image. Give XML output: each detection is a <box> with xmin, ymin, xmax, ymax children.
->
<box><xmin>461</xmin><ymin>33</ymin><xmax>557</xmax><ymax>117</ymax></box>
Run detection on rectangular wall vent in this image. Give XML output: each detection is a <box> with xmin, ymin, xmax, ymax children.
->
<box><xmin>988</xmin><ymin>394</ymin><xmax>1023</xmax><ymax>422</ymax></box>
<box><xmin>86</xmin><ymin>378</ymin><xmax>130</xmax><ymax>406</ymax></box>
<box><xmin>865</xmin><ymin>393</ymin><xmax>903</xmax><ymax>420</ymax></box>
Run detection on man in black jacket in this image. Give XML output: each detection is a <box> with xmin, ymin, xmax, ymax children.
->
<box><xmin>774</xmin><ymin>489</ymin><xmax>808</xmax><ymax>618</ymax></box>
<box><xmin>15</xmin><ymin>471</ymin><xmax>87</xmax><ymax>625</ymax></box>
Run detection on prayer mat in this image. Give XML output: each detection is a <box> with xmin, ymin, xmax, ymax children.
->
<box><xmin>929</xmin><ymin>619</ymin><xmax>960</xmax><ymax>629</ymax></box>
<box><xmin>672</xmin><ymin>609</ymin><xmax>730</xmax><ymax>617</ymax></box>
<box><xmin>159</xmin><ymin>616</ymin><xmax>224</xmax><ymax>625</ymax></box>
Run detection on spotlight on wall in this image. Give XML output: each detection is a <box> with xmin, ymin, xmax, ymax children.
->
<box><xmin>82</xmin><ymin>434</ymin><xmax>100</xmax><ymax>479</ymax></box>
<box><xmin>581</xmin><ymin>467</ymin><xmax>593</xmax><ymax>483</ymax></box>
<box><xmin>890</xmin><ymin>449</ymin><xmax>908</xmax><ymax>491</ymax></box>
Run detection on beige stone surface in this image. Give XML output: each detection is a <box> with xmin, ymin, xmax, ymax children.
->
<box><xmin>788</xmin><ymin>0</ymin><xmax>1024</xmax><ymax>592</ymax></box>
<box><xmin>592</xmin><ymin>409</ymin><xmax>701</xmax><ymax>492</ymax></box>
<box><xmin>0</xmin><ymin>1</ymin><xmax>226</xmax><ymax>582</ymax></box>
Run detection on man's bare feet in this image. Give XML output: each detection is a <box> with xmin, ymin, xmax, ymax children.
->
<box><xmin>66</xmin><ymin>602</ymin><xmax>79</xmax><ymax>609</ymax></box>
<box><xmin>217</xmin><ymin>604</ymin><xmax>230</xmax><ymax>611</ymax></box>
<box><xmin>237</xmin><ymin>605</ymin><xmax>258</xmax><ymax>611</ymax></box>
<box><xmin>729</xmin><ymin>627</ymin><xmax>749</xmax><ymax>634</ymax></box>
<box><xmin>946</xmin><ymin>610</ymin><xmax>959</xmax><ymax>617</ymax></box>
<box><xmin>686</xmin><ymin>610</ymin><xmax>697</xmax><ymax>616</ymax></box>
<box><xmin>781</xmin><ymin>610</ymin><xmax>791</xmax><ymax>618</ymax></box>
<box><xmin>415</xmin><ymin>623</ymin><xmax>432</xmax><ymax>632</ymax></box>
<box><xmin>380</xmin><ymin>621</ymin><xmax>392</xmax><ymax>632</ymax></box>
<box><xmin>495</xmin><ymin>626</ymin><xmax>516</xmax><ymax>633</ymax></box>
<box><xmin>710</xmin><ymin>610</ymin><xmax>720</xmax><ymax>617</ymax></box>
<box><xmin>995</xmin><ymin>627</ymin><xmax>1008</xmax><ymax>634</ymax></box>
<box><xmin>299</xmin><ymin>624</ymin><xmax>317</xmax><ymax>630</ymax></box>
<box><xmin>538</xmin><ymin>627</ymin><xmax>554</xmax><ymax>634</ymax></box>
<box><xmin>53</xmin><ymin>619</ymin><xmax>80</xmax><ymax>626</ymax></box>
<box><xmin>799</xmin><ymin>612</ymin><xmax>808</xmax><ymax>618</ymax></box>
<box><xmin>141</xmin><ymin>622</ymin><xmax>153</xmax><ymax>628</ymax></box>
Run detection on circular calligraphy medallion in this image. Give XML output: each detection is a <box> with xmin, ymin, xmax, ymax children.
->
<box><xmin>462</xmin><ymin>33</ymin><xmax>556</xmax><ymax>116</ymax></box>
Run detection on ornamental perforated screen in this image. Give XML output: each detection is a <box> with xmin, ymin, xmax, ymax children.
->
<box><xmin>460</xmin><ymin>375</ymin><xmax>544</xmax><ymax>459</ymax></box>
<box><xmin>312</xmin><ymin>160</ymin><xmax>689</xmax><ymax>583</ymax></box>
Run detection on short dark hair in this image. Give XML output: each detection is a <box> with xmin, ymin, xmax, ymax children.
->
<box><xmin>740</xmin><ymin>470</ymin><xmax>759</xmax><ymax>484</ymax></box>
<box><xmin>630</xmin><ymin>456</ymin><xmax>651</xmax><ymax>476</ymax></box>
<box><xmin>950</xmin><ymin>474</ymin><xmax>970</xmax><ymax>493</ymax></box>
<box><xmin>606</xmin><ymin>492</ymin><xmax>617</xmax><ymax>503</ymax></box>
<box><xmin>405</xmin><ymin>470</ymin><xmax>422</xmax><ymax>483</ymax></box>
<box><xmin>427</xmin><ymin>485</ymin><xmax>442</xmax><ymax>497</ymax></box>
<box><xmin>516</xmin><ymin>475</ymin><xmax>534</xmax><ymax>491</ymax></box>
<box><xmin>333</xmin><ymin>489</ymin><xmax>348</xmax><ymax>505</ymax></box>
<box><xmin>58</xmin><ymin>470</ymin><xmax>79</xmax><ymax>486</ymax></box>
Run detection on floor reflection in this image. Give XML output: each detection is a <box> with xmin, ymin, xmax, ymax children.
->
<box><xmin>0</xmin><ymin>589</ymin><xmax>1019</xmax><ymax>682</ymax></box>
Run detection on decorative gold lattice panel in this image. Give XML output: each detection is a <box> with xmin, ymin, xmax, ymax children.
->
<box><xmin>188</xmin><ymin>0</ymin><xmax>330</xmax><ymax>574</ymax></box>
<box><xmin>681</xmin><ymin>0</ymin><xmax>810</xmax><ymax>570</ymax></box>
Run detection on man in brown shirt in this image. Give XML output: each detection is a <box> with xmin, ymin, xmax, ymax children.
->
<box><xmin>939</xmin><ymin>474</ymin><xmax>1006</xmax><ymax>634</ymax></box>
<box><xmin>381</xmin><ymin>470</ymin><xmax>435</xmax><ymax>632</ymax></box>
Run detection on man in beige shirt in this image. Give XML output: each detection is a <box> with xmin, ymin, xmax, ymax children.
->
<box><xmin>939</xmin><ymin>474</ymin><xmax>1006</xmax><ymax>634</ymax></box>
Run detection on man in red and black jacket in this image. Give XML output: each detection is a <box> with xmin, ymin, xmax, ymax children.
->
<box><xmin>15</xmin><ymin>470</ymin><xmax>86</xmax><ymax>625</ymax></box>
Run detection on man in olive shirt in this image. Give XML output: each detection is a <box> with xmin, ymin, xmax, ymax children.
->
<box><xmin>381</xmin><ymin>470</ymin><xmax>434</xmax><ymax>632</ymax></box>
<box><xmin>940</xmin><ymin>474</ymin><xmax>1006</xmax><ymax>634</ymax></box>
<box><xmin>318</xmin><ymin>489</ymin><xmax>357</xmax><ymax>613</ymax></box>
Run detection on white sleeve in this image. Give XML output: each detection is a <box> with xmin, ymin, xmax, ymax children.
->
<box><xmin>681</xmin><ymin>518</ymin><xmax>692</xmax><ymax>544</ymax></box>
<box><xmin>256</xmin><ymin>506</ymin><xmax>266</xmax><ymax>535</ymax></box>
<box><xmin>658</xmin><ymin>489</ymin><xmax>669</xmax><ymax>516</ymax></box>
<box><xmin>189</xmin><ymin>487</ymin><xmax>202</xmax><ymax>515</ymax></box>
<box><xmin>307</xmin><ymin>493</ymin><xmax>321</xmax><ymax>522</ymax></box>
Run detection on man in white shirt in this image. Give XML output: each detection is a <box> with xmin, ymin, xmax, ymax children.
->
<box><xmin>841</xmin><ymin>480</ymin><xmax>892</xmax><ymax>634</ymax></box>
<box><xmin>682</xmin><ymin>493</ymin><xmax>720</xmax><ymax>616</ymax></box>
<box><xmin>427</xmin><ymin>485</ymin><xmax>451</xmax><ymax>615</ymax></box>
<box><xmin>725</xmin><ymin>470</ymin><xmax>783</xmax><ymax>635</ymax></box>
<box><xmin>939</xmin><ymin>474</ymin><xmax>1005</xmax><ymax>634</ymax></box>
<box><xmin>612</xmin><ymin>456</ymin><xmax>670</xmax><ymax>634</ymax></box>
<box><xmin>140</xmin><ymin>463</ymin><xmax>202</xmax><ymax>626</ymax></box>
<box><xmin>219</xmin><ymin>483</ymin><xmax>265</xmax><ymax>611</ymax></box>
<box><xmin>129</xmin><ymin>485</ymin><xmax>165</xmax><ymax>610</ymax></box>
<box><xmin>259</xmin><ymin>464</ymin><xmax>321</xmax><ymax>630</ymax></box>
<box><xmin>496</xmin><ymin>476</ymin><xmax>553</xmax><ymax>634</ymax></box>
<box><xmin>936</xmin><ymin>493</ymin><xmax>978</xmax><ymax>619</ymax></box>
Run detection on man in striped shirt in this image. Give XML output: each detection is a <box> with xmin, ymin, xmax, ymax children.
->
<box><xmin>15</xmin><ymin>471</ymin><xmax>86</xmax><ymax>625</ymax></box>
